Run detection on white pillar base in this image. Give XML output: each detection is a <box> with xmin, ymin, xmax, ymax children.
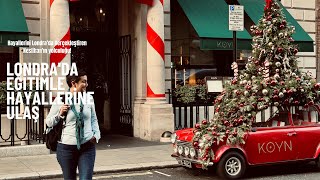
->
<box><xmin>135</xmin><ymin>103</ymin><xmax>174</xmax><ymax>141</ymax></box>
<box><xmin>133</xmin><ymin>100</ymin><xmax>143</xmax><ymax>138</ymax></box>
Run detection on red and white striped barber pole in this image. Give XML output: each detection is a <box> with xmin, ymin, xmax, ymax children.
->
<box><xmin>146</xmin><ymin>0</ymin><xmax>165</xmax><ymax>102</ymax></box>
<box><xmin>50</xmin><ymin>0</ymin><xmax>71</xmax><ymax>95</ymax></box>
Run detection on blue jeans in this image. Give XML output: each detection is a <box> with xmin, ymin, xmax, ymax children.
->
<box><xmin>56</xmin><ymin>141</ymin><xmax>96</xmax><ymax>180</ymax></box>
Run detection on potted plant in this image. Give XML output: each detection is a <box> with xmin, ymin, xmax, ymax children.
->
<box><xmin>173</xmin><ymin>84</ymin><xmax>208</xmax><ymax>105</ymax></box>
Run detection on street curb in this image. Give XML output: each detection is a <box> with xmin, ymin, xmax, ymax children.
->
<box><xmin>0</xmin><ymin>161</ymin><xmax>180</xmax><ymax>180</ymax></box>
<box><xmin>94</xmin><ymin>162</ymin><xmax>180</xmax><ymax>175</ymax></box>
<box><xmin>0</xmin><ymin>144</ymin><xmax>50</xmax><ymax>158</ymax></box>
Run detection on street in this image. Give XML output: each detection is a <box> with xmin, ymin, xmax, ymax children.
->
<box><xmin>48</xmin><ymin>162</ymin><xmax>320</xmax><ymax>180</ymax></box>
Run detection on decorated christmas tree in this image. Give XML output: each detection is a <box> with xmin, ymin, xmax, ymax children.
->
<box><xmin>193</xmin><ymin>0</ymin><xmax>320</xmax><ymax>168</ymax></box>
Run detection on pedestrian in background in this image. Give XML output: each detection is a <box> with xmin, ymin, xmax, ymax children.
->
<box><xmin>46</xmin><ymin>69</ymin><xmax>101</xmax><ymax>180</ymax></box>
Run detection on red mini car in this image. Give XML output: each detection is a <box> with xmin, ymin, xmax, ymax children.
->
<box><xmin>171</xmin><ymin>105</ymin><xmax>320</xmax><ymax>179</ymax></box>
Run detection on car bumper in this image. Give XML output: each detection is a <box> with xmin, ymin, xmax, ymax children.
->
<box><xmin>171</xmin><ymin>153</ymin><xmax>214</xmax><ymax>166</ymax></box>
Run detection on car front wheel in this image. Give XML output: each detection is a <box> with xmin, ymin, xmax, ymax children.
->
<box><xmin>217</xmin><ymin>151</ymin><xmax>246</xmax><ymax>179</ymax></box>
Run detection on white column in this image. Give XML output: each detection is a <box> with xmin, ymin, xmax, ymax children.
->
<box><xmin>146</xmin><ymin>0</ymin><xmax>166</xmax><ymax>104</ymax></box>
<box><xmin>49</xmin><ymin>0</ymin><xmax>71</xmax><ymax>95</ymax></box>
<box><xmin>138</xmin><ymin>0</ymin><xmax>174</xmax><ymax>141</ymax></box>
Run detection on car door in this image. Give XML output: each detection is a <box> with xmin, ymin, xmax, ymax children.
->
<box><xmin>244</xmin><ymin>111</ymin><xmax>298</xmax><ymax>165</ymax></box>
<box><xmin>293</xmin><ymin>105</ymin><xmax>320</xmax><ymax>160</ymax></box>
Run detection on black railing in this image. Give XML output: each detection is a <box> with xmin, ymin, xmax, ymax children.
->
<box><xmin>0</xmin><ymin>105</ymin><xmax>45</xmax><ymax>146</ymax></box>
<box><xmin>168</xmin><ymin>88</ymin><xmax>285</xmax><ymax>130</ymax></box>
<box><xmin>168</xmin><ymin>89</ymin><xmax>215</xmax><ymax>130</ymax></box>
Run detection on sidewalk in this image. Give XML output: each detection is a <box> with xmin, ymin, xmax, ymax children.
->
<box><xmin>0</xmin><ymin>135</ymin><xmax>179</xmax><ymax>180</ymax></box>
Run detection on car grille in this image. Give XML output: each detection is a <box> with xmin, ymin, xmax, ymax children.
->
<box><xmin>176</xmin><ymin>140</ymin><xmax>199</xmax><ymax>159</ymax></box>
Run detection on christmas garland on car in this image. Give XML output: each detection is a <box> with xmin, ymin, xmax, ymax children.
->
<box><xmin>192</xmin><ymin>0</ymin><xmax>320</xmax><ymax>168</ymax></box>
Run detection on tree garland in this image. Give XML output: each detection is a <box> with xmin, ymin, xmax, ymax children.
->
<box><xmin>192</xmin><ymin>0</ymin><xmax>320</xmax><ymax>168</ymax></box>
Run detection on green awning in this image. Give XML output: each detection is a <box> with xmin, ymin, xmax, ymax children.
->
<box><xmin>177</xmin><ymin>0</ymin><xmax>252</xmax><ymax>50</ymax></box>
<box><xmin>238</xmin><ymin>0</ymin><xmax>314</xmax><ymax>52</ymax></box>
<box><xmin>0</xmin><ymin>0</ymin><xmax>29</xmax><ymax>46</ymax></box>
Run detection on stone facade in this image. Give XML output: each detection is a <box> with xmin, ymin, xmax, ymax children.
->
<box><xmin>22</xmin><ymin>0</ymin><xmax>49</xmax><ymax>64</ymax></box>
<box><xmin>282</xmin><ymin>0</ymin><xmax>317</xmax><ymax>78</ymax></box>
<box><xmin>14</xmin><ymin>0</ymin><xmax>319</xmax><ymax>142</ymax></box>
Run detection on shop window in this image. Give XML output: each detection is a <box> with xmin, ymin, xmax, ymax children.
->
<box><xmin>0</xmin><ymin>47</ymin><xmax>19</xmax><ymax>113</ymax></box>
<box><xmin>0</xmin><ymin>47</ymin><xmax>19</xmax><ymax>82</ymax></box>
<box><xmin>171</xmin><ymin>0</ymin><xmax>253</xmax><ymax>88</ymax></box>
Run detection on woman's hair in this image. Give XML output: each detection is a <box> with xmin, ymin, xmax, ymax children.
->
<box><xmin>66</xmin><ymin>69</ymin><xmax>87</xmax><ymax>87</ymax></box>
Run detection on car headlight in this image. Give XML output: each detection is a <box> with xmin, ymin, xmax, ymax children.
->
<box><xmin>178</xmin><ymin>146</ymin><xmax>184</xmax><ymax>155</ymax></box>
<box><xmin>190</xmin><ymin>148</ymin><xmax>196</xmax><ymax>158</ymax></box>
<box><xmin>184</xmin><ymin>147</ymin><xmax>190</xmax><ymax>156</ymax></box>
<box><xmin>170</xmin><ymin>133</ymin><xmax>177</xmax><ymax>144</ymax></box>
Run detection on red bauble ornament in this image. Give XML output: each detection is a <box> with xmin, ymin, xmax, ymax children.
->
<box><xmin>246</xmin><ymin>85</ymin><xmax>252</xmax><ymax>90</ymax></box>
<box><xmin>282</xmin><ymin>20</ymin><xmax>287</xmax><ymax>26</ymax></box>
<box><xmin>280</xmin><ymin>81</ymin><xmax>285</xmax><ymax>85</ymax></box>
<box><xmin>254</xmin><ymin>60</ymin><xmax>260</xmax><ymax>65</ymax></box>
<box><xmin>287</xmin><ymin>90</ymin><xmax>293</xmax><ymax>96</ymax></box>
<box><xmin>231</xmin><ymin>79</ymin><xmax>237</xmax><ymax>85</ymax></box>
<box><xmin>279</xmin><ymin>24</ymin><xmax>285</xmax><ymax>29</ymax></box>
<box><xmin>270</xmin><ymin>80</ymin><xmax>277</xmax><ymax>86</ymax></box>
<box><xmin>277</xmin><ymin>47</ymin><xmax>283</xmax><ymax>53</ymax></box>
<box><xmin>215</xmin><ymin>107</ymin><xmax>220</xmax><ymax>112</ymax></box>
<box><xmin>212</xmin><ymin>131</ymin><xmax>217</xmax><ymax>136</ymax></box>
<box><xmin>293</xmin><ymin>48</ymin><xmax>298</xmax><ymax>54</ymax></box>
<box><xmin>193</xmin><ymin>141</ymin><xmax>199</xmax><ymax>148</ymax></box>
<box><xmin>225</xmin><ymin>130</ymin><xmax>230</xmax><ymax>135</ymax></box>
<box><xmin>296</xmin><ymin>78</ymin><xmax>301</xmax><ymax>82</ymax></box>
<box><xmin>202</xmin><ymin>120</ymin><xmax>207</xmax><ymax>125</ymax></box>
<box><xmin>255</xmin><ymin>30</ymin><xmax>262</xmax><ymax>35</ymax></box>
<box><xmin>224</xmin><ymin>120</ymin><xmax>229</xmax><ymax>126</ymax></box>
<box><xmin>252</xmin><ymin>103</ymin><xmax>257</xmax><ymax>109</ymax></box>
<box><xmin>273</xmin><ymin>95</ymin><xmax>279</xmax><ymax>101</ymax></box>
<box><xmin>195</xmin><ymin>123</ymin><xmax>201</xmax><ymax>129</ymax></box>
<box><xmin>308</xmin><ymin>101</ymin><xmax>314</xmax><ymax>106</ymax></box>
<box><xmin>273</xmin><ymin>89</ymin><xmax>279</xmax><ymax>95</ymax></box>
<box><xmin>314</xmin><ymin>83</ymin><xmax>320</xmax><ymax>90</ymax></box>
<box><xmin>294</xmin><ymin>101</ymin><xmax>299</xmax><ymax>105</ymax></box>
<box><xmin>239</xmin><ymin>103</ymin><xmax>244</xmax><ymax>107</ymax></box>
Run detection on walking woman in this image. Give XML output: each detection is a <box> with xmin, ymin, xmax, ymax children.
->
<box><xmin>46</xmin><ymin>70</ymin><xmax>101</xmax><ymax>180</ymax></box>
